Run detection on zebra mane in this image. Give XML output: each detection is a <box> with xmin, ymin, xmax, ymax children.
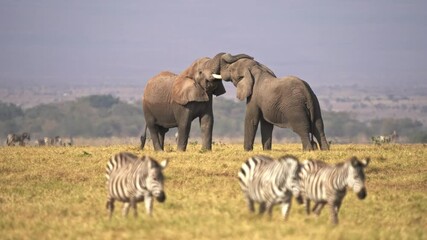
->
<box><xmin>335</xmin><ymin>162</ymin><xmax>345</xmax><ymax>168</ymax></box>
<box><xmin>335</xmin><ymin>156</ymin><xmax>362</xmax><ymax>169</ymax></box>
<box><xmin>278</xmin><ymin>154</ymin><xmax>299</xmax><ymax>161</ymax></box>
<box><xmin>144</xmin><ymin>156</ymin><xmax>161</xmax><ymax>169</ymax></box>
<box><xmin>253</xmin><ymin>155</ymin><xmax>274</xmax><ymax>161</ymax></box>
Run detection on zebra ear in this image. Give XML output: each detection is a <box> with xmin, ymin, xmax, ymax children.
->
<box><xmin>350</xmin><ymin>157</ymin><xmax>359</xmax><ymax>167</ymax></box>
<box><xmin>361</xmin><ymin>157</ymin><xmax>370</xmax><ymax>167</ymax></box>
<box><xmin>160</xmin><ymin>160</ymin><xmax>168</xmax><ymax>169</ymax></box>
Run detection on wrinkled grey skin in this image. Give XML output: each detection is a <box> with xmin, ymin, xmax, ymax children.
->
<box><xmin>219</xmin><ymin>54</ymin><xmax>329</xmax><ymax>151</ymax></box>
<box><xmin>141</xmin><ymin>53</ymin><xmax>250</xmax><ymax>151</ymax></box>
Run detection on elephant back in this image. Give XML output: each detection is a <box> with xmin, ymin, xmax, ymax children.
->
<box><xmin>143</xmin><ymin>71</ymin><xmax>177</xmax><ymax>104</ymax></box>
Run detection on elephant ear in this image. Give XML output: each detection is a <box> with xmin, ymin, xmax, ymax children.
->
<box><xmin>236</xmin><ymin>69</ymin><xmax>254</xmax><ymax>101</ymax></box>
<box><xmin>172</xmin><ymin>75</ymin><xmax>209</xmax><ymax>105</ymax></box>
<box><xmin>213</xmin><ymin>81</ymin><xmax>226</xmax><ymax>96</ymax></box>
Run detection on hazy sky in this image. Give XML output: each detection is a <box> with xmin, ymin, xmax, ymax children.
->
<box><xmin>1</xmin><ymin>0</ymin><xmax>426</xmax><ymax>88</ymax></box>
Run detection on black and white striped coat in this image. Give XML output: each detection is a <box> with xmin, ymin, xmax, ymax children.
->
<box><xmin>299</xmin><ymin>156</ymin><xmax>370</xmax><ymax>224</ymax></box>
<box><xmin>105</xmin><ymin>152</ymin><xmax>168</xmax><ymax>219</ymax></box>
<box><xmin>6</xmin><ymin>132</ymin><xmax>30</xmax><ymax>146</ymax></box>
<box><xmin>238</xmin><ymin>155</ymin><xmax>301</xmax><ymax>220</ymax></box>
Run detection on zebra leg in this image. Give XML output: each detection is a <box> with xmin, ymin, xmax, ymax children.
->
<box><xmin>259</xmin><ymin>202</ymin><xmax>266</xmax><ymax>215</ymax></box>
<box><xmin>281</xmin><ymin>200</ymin><xmax>292</xmax><ymax>221</ymax></box>
<box><xmin>329</xmin><ymin>202</ymin><xmax>340</xmax><ymax>225</ymax></box>
<box><xmin>266</xmin><ymin>202</ymin><xmax>274</xmax><ymax>218</ymax></box>
<box><xmin>305</xmin><ymin>198</ymin><xmax>311</xmax><ymax>215</ymax></box>
<box><xmin>313</xmin><ymin>202</ymin><xmax>325</xmax><ymax>216</ymax></box>
<box><xmin>245</xmin><ymin>196</ymin><xmax>255</xmax><ymax>213</ymax></box>
<box><xmin>106</xmin><ymin>199</ymin><xmax>115</xmax><ymax>220</ymax></box>
<box><xmin>330</xmin><ymin>201</ymin><xmax>342</xmax><ymax>225</ymax></box>
<box><xmin>122</xmin><ymin>203</ymin><xmax>130</xmax><ymax>217</ymax></box>
<box><xmin>144</xmin><ymin>195</ymin><xmax>153</xmax><ymax>216</ymax></box>
<box><xmin>130</xmin><ymin>198</ymin><xmax>138</xmax><ymax>218</ymax></box>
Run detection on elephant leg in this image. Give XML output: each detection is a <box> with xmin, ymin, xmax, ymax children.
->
<box><xmin>313</xmin><ymin>119</ymin><xmax>329</xmax><ymax>150</ymax></box>
<box><xmin>158</xmin><ymin>127</ymin><xmax>169</xmax><ymax>150</ymax></box>
<box><xmin>177</xmin><ymin>121</ymin><xmax>192</xmax><ymax>152</ymax></box>
<box><xmin>244</xmin><ymin>106</ymin><xmax>260</xmax><ymax>151</ymax></box>
<box><xmin>199</xmin><ymin>113</ymin><xmax>213</xmax><ymax>151</ymax></box>
<box><xmin>260</xmin><ymin>117</ymin><xmax>273</xmax><ymax>150</ymax></box>
<box><xmin>293</xmin><ymin>128</ymin><xmax>312</xmax><ymax>151</ymax></box>
<box><xmin>147</xmin><ymin>125</ymin><xmax>163</xmax><ymax>151</ymax></box>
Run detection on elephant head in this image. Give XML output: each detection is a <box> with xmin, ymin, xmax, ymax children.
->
<box><xmin>219</xmin><ymin>54</ymin><xmax>275</xmax><ymax>101</ymax></box>
<box><xmin>171</xmin><ymin>53</ymin><xmax>254</xmax><ymax>105</ymax></box>
<box><xmin>171</xmin><ymin>53</ymin><xmax>226</xmax><ymax>105</ymax></box>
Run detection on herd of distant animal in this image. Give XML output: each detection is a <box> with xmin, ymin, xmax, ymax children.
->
<box><xmin>6</xmin><ymin>52</ymin><xmax>395</xmax><ymax>225</ymax></box>
<box><xmin>5</xmin><ymin>132</ymin><xmax>73</xmax><ymax>147</ymax></box>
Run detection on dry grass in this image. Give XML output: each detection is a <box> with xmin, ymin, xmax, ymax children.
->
<box><xmin>0</xmin><ymin>143</ymin><xmax>426</xmax><ymax>239</ymax></box>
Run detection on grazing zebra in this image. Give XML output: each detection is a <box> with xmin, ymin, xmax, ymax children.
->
<box><xmin>6</xmin><ymin>132</ymin><xmax>30</xmax><ymax>146</ymax></box>
<box><xmin>35</xmin><ymin>139</ymin><xmax>45</xmax><ymax>146</ymax></box>
<box><xmin>371</xmin><ymin>131</ymin><xmax>399</xmax><ymax>145</ymax></box>
<box><xmin>105</xmin><ymin>152</ymin><xmax>168</xmax><ymax>219</ymax></box>
<box><xmin>61</xmin><ymin>136</ymin><xmax>73</xmax><ymax>146</ymax></box>
<box><xmin>53</xmin><ymin>136</ymin><xmax>62</xmax><ymax>146</ymax></box>
<box><xmin>371</xmin><ymin>135</ymin><xmax>391</xmax><ymax>145</ymax></box>
<box><xmin>44</xmin><ymin>137</ymin><xmax>54</xmax><ymax>146</ymax></box>
<box><xmin>299</xmin><ymin>156</ymin><xmax>370</xmax><ymax>224</ymax></box>
<box><xmin>238</xmin><ymin>155</ymin><xmax>302</xmax><ymax>220</ymax></box>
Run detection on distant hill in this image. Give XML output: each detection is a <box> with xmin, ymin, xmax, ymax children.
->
<box><xmin>1</xmin><ymin>93</ymin><xmax>426</xmax><ymax>144</ymax></box>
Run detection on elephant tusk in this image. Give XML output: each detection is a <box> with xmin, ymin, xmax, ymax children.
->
<box><xmin>212</xmin><ymin>74</ymin><xmax>222</xmax><ymax>79</ymax></box>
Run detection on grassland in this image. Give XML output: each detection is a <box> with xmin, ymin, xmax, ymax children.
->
<box><xmin>0</xmin><ymin>143</ymin><xmax>426</xmax><ymax>239</ymax></box>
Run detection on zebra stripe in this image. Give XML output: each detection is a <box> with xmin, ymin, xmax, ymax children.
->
<box><xmin>238</xmin><ymin>155</ymin><xmax>301</xmax><ymax>220</ymax></box>
<box><xmin>105</xmin><ymin>152</ymin><xmax>168</xmax><ymax>219</ymax></box>
<box><xmin>299</xmin><ymin>156</ymin><xmax>370</xmax><ymax>224</ymax></box>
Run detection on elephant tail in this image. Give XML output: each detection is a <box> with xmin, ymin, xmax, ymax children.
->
<box><xmin>302</xmin><ymin>80</ymin><xmax>319</xmax><ymax>134</ymax></box>
<box><xmin>140</xmin><ymin>124</ymin><xmax>148</xmax><ymax>150</ymax></box>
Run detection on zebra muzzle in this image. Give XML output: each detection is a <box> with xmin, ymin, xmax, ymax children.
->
<box><xmin>357</xmin><ymin>188</ymin><xmax>367</xmax><ymax>199</ymax></box>
<box><xmin>156</xmin><ymin>191</ymin><xmax>166</xmax><ymax>203</ymax></box>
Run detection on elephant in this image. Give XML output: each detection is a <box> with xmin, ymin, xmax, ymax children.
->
<box><xmin>141</xmin><ymin>53</ymin><xmax>252</xmax><ymax>151</ymax></box>
<box><xmin>217</xmin><ymin>54</ymin><xmax>329</xmax><ymax>151</ymax></box>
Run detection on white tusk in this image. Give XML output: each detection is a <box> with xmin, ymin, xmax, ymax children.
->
<box><xmin>212</xmin><ymin>74</ymin><xmax>222</xmax><ymax>79</ymax></box>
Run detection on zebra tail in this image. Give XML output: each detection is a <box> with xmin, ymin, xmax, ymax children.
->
<box><xmin>140</xmin><ymin>124</ymin><xmax>147</xmax><ymax>150</ymax></box>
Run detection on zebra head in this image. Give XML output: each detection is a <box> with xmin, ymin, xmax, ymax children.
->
<box><xmin>22</xmin><ymin>132</ymin><xmax>30</xmax><ymax>141</ymax></box>
<box><xmin>146</xmin><ymin>158</ymin><xmax>168</xmax><ymax>203</ymax></box>
<box><xmin>347</xmin><ymin>157</ymin><xmax>370</xmax><ymax>199</ymax></box>
<box><xmin>280</xmin><ymin>156</ymin><xmax>301</xmax><ymax>199</ymax></box>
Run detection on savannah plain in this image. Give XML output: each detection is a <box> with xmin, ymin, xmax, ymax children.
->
<box><xmin>1</xmin><ymin>142</ymin><xmax>426</xmax><ymax>239</ymax></box>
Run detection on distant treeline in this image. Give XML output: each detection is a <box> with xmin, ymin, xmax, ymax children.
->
<box><xmin>1</xmin><ymin>94</ymin><xmax>426</xmax><ymax>143</ymax></box>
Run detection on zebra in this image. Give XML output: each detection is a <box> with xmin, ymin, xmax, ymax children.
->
<box><xmin>35</xmin><ymin>139</ymin><xmax>45</xmax><ymax>146</ymax></box>
<box><xmin>237</xmin><ymin>155</ymin><xmax>302</xmax><ymax>220</ymax></box>
<box><xmin>371</xmin><ymin>135</ymin><xmax>391</xmax><ymax>145</ymax></box>
<box><xmin>61</xmin><ymin>136</ymin><xmax>73</xmax><ymax>146</ymax></box>
<box><xmin>44</xmin><ymin>137</ymin><xmax>54</xmax><ymax>146</ymax></box>
<box><xmin>6</xmin><ymin>132</ymin><xmax>30</xmax><ymax>146</ymax></box>
<box><xmin>371</xmin><ymin>131</ymin><xmax>398</xmax><ymax>145</ymax></box>
<box><xmin>299</xmin><ymin>156</ymin><xmax>370</xmax><ymax>224</ymax></box>
<box><xmin>105</xmin><ymin>152</ymin><xmax>168</xmax><ymax>219</ymax></box>
<box><xmin>53</xmin><ymin>136</ymin><xmax>62</xmax><ymax>146</ymax></box>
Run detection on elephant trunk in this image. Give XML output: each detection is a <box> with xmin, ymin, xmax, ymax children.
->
<box><xmin>208</xmin><ymin>52</ymin><xmax>226</xmax><ymax>75</ymax></box>
<box><xmin>222</xmin><ymin>53</ymin><xmax>254</xmax><ymax>64</ymax></box>
<box><xmin>208</xmin><ymin>53</ymin><xmax>254</xmax><ymax>76</ymax></box>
